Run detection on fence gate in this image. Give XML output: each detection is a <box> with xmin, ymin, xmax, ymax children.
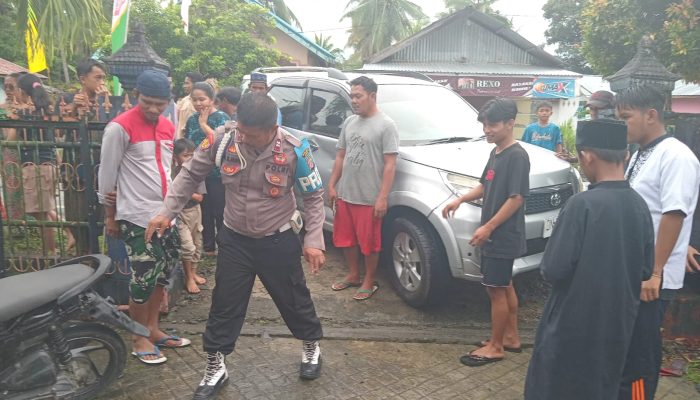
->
<box><xmin>0</xmin><ymin>116</ymin><xmax>105</xmax><ymax>274</ymax></box>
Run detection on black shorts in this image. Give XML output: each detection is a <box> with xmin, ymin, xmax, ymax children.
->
<box><xmin>480</xmin><ymin>256</ymin><xmax>514</xmax><ymax>287</ymax></box>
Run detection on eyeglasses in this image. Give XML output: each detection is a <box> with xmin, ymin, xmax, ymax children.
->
<box><xmin>4</xmin><ymin>84</ymin><xmax>15</xmax><ymax>91</ymax></box>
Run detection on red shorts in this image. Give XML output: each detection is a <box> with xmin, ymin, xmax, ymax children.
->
<box><xmin>332</xmin><ymin>198</ymin><xmax>382</xmax><ymax>256</ymax></box>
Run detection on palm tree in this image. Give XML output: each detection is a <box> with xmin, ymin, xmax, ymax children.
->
<box><xmin>15</xmin><ymin>0</ymin><xmax>105</xmax><ymax>83</ymax></box>
<box><xmin>314</xmin><ymin>33</ymin><xmax>344</xmax><ymax>62</ymax></box>
<box><xmin>444</xmin><ymin>0</ymin><xmax>497</xmax><ymax>13</ymax></box>
<box><xmin>343</xmin><ymin>0</ymin><xmax>428</xmax><ymax>62</ymax></box>
<box><xmin>440</xmin><ymin>0</ymin><xmax>511</xmax><ymax>26</ymax></box>
<box><xmin>258</xmin><ymin>0</ymin><xmax>302</xmax><ymax>30</ymax></box>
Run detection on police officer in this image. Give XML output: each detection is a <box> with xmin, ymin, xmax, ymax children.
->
<box><xmin>147</xmin><ymin>93</ymin><xmax>326</xmax><ymax>400</ymax></box>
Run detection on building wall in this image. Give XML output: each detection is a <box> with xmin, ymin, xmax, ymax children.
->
<box><xmin>673</xmin><ymin>97</ymin><xmax>700</xmax><ymax>114</ymax></box>
<box><xmin>387</xmin><ymin>17</ymin><xmax>538</xmax><ymax>65</ymax></box>
<box><xmin>271</xmin><ymin>29</ymin><xmax>310</xmax><ymax>66</ymax></box>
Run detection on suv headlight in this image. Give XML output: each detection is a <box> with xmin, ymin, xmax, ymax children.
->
<box><xmin>439</xmin><ymin>170</ymin><xmax>483</xmax><ymax>206</ymax></box>
<box><xmin>570</xmin><ymin>166</ymin><xmax>585</xmax><ymax>193</ymax></box>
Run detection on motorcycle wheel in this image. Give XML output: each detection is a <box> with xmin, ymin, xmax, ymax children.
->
<box><xmin>63</xmin><ymin>322</ymin><xmax>126</xmax><ymax>399</ymax></box>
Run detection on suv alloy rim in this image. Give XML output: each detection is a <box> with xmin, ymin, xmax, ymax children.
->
<box><xmin>392</xmin><ymin>232</ymin><xmax>422</xmax><ymax>292</ymax></box>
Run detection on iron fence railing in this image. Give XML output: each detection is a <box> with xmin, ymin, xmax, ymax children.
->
<box><xmin>1</xmin><ymin>116</ymin><xmax>106</xmax><ymax>272</ymax></box>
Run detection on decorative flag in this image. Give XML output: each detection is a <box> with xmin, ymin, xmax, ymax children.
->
<box><xmin>25</xmin><ymin>8</ymin><xmax>48</xmax><ymax>73</ymax></box>
<box><xmin>111</xmin><ymin>0</ymin><xmax>131</xmax><ymax>94</ymax></box>
<box><xmin>181</xmin><ymin>0</ymin><xmax>192</xmax><ymax>34</ymax></box>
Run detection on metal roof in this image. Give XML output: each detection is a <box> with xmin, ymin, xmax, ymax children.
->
<box><xmin>0</xmin><ymin>58</ymin><xmax>47</xmax><ymax>79</ymax></box>
<box><xmin>367</xmin><ymin>7</ymin><xmax>563</xmax><ymax>68</ymax></box>
<box><xmin>243</xmin><ymin>0</ymin><xmax>336</xmax><ymax>65</ymax></box>
<box><xmin>362</xmin><ymin>62</ymin><xmax>581</xmax><ymax>78</ymax></box>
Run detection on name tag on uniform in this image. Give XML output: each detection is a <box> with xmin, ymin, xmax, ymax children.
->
<box><xmin>294</xmin><ymin>138</ymin><xmax>322</xmax><ymax>193</ymax></box>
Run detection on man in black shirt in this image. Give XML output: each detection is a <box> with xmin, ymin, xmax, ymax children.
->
<box><xmin>443</xmin><ymin>98</ymin><xmax>529</xmax><ymax>366</ymax></box>
<box><xmin>524</xmin><ymin>120</ymin><xmax>655</xmax><ymax>399</ymax></box>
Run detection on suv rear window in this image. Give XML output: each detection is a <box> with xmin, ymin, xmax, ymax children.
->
<box><xmin>377</xmin><ymin>84</ymin><xmax>483</xmax><ymax>144</ymax></box>
<box><xmin>268</xmin><ymin>86</ymin><xmax>304</xmax><ymax>130</ymax></box>
<box><xmin>309</xmin><ymin>89</ymin><xmax>353</xmax><ymax>137</ymax></box>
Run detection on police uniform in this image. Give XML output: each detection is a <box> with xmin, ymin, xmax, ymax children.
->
<box><xmin>158</xmin><ymin>122</ymin><xmax>325</xmax><ymax>355</ymax></box>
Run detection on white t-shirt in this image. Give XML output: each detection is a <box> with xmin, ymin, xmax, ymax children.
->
<box><xmin>627</xmin><ymin>136</ymin><xmax>700</xmax><ymax>290</ymax></box>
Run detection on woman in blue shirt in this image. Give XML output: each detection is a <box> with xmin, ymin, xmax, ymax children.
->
<box><xmin>184</xmin><ymin>82</ymin><xmax>229</xmax><ymax>256</ymax></box>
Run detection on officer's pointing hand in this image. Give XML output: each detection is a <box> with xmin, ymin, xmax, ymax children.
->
<box><xmin>145</xmin><ymin>214</ymin><xmax>171</xmax><ymax>243</ymax></box>
<box><xmin>304</xmin><ymin>248</ymin><xmax>325</xmax><ymax>274</ymax></box>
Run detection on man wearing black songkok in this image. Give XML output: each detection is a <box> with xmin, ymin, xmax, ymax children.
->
<box><xmin>524</xmin><ymin>119</ymin><xmax>655</xmax><ymax>400</ymax></box>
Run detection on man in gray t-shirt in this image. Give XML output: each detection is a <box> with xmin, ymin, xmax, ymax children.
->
<box><xmin>328</xmin><ymin>76</ymin><xmax>399</xmax><ymax>300</ymax></box>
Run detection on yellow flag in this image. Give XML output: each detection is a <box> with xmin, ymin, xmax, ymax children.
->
<box><xmin>26</xmin><ymin>16</ymin><xmax>48</xmax><ymax>73</ymax></box>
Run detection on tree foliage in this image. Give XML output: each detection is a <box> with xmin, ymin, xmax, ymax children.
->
<box><xmin>544</xmin><ymin>0</ymin><xmax>700</xmax><ymax>82</ymax></box>
<box><xmin>123</xmin><ymin>0</ymin><xmax>282</xmax><ymax>92</ymax></box>
<box><xmin>343</xmin><ymin>0</ymin><xmax>428</xmax><ymax>61</ymax></box>
<box><xmin>17</xmin><ymin>0</ymin><xmax>105</xmax><ymax>80</ymax></box>
<box><xmin>0</xmin><ymin>3</ymin><xmax>25</xmax><ymax>66</ymax></box>
<box><xmin>542</xmin><ymin>0</ymin><xmax>592</xmax><ymax>74</ymax></box>
<box><xmin>314</xmin><ymin>33</ymin><xmax>344</xmax><ymax>63</ymax></box>
<box><xmin>439</xmin><ymin>0</ymin><xmax>511</xmax><ymax>27</ymax></box>
<box><xmin>258</xmin><ymin>0</ymin><xmax>302</xmax><ymax>29</ymax></box>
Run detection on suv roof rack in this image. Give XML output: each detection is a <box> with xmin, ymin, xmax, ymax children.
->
<box><xmin>352</xmin><ymin>70</ymin><xmax>434</xmax><ymax>82</ymax></box>
<box><xmin>253</xmin><ymin>66</ymin><xmax>348</xmax><ymax>81</ymax></box>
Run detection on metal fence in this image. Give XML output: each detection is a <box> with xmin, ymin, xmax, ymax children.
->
<box><xmin>0</xmin><ymin>115</ymin><xmax>106</xmax><ymax>273</ymax></box>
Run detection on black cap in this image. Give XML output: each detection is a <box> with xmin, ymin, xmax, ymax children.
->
<box><xmin>576</xmin><ymin>119</ymin><xmax>627</xmax><ymax>150</ymax></box>
<box><xmin>136</xmin><ymin>69</ymin><xmax>171</xmax><ymax>99</ymax></box>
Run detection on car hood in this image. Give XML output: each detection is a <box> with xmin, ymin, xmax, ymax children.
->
<box><xmin>399</xmin><ymin>140</ymin><xmax>574</xmax><ymax>188</ymax></box>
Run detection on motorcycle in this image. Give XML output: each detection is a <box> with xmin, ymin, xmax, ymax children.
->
<box><xmin>0</xmin><ymin>255</ymin><xmax>149</xmax><ymax>399</ymax></box>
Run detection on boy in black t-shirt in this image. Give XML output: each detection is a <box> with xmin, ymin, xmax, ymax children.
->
<box><xmin>443</xmin><ymin>98</ymin><xmax>530</xmax><ymax>367</ymax></box>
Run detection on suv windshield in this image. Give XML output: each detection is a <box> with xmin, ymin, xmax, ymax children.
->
<box><xmin>377</xmin><ymin>84</ymin><xmax>483</xmax><ymax>144</ymax></box>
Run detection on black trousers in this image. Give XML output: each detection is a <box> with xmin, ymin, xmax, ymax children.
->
<box><xmin>619</xmin><ymin>299</ymin><xmax>668</xmax><ymax>400</ymax></box>
<box><xmin>202</xmin><ymin>176</ymin><xmax>225</xmax><ymax>252</ymax></box>
<box><xmin>202</xmin><ymin>226</ymin><xmax>323</xmax><ymax>355</ymax></box>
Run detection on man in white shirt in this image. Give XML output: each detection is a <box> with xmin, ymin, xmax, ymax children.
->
<box><xmin>617</xmin><ymin>85</ymin><xmax>700</xmax><ymax>399</ymax></box>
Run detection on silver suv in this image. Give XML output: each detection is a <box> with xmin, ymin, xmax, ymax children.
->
<box><xmin>265</xmin><ymin>68</ymin><xmax>582</xmax><ymax>307</ymax></box>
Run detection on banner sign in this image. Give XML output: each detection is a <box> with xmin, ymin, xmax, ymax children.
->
<box><xmin>532</xmin><ymin>78</ymin><xmax>575</xmax><ymax>98</ymax></box>
<box><xmin>430</xmin><ymin>75</ymin><xmax>535</xmax><ymax>97</ymax></box>
<box><xmin>111</xmin><ymin>0</ymin><xmax>131</xmax><ymax>95</ymax></box>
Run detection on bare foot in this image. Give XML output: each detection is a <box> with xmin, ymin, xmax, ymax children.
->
<box><xmin>480</xmin><ymin>338</ymin><xmax>521</xmax><ymax>350</ymax></box>
<box><xmin>186</xmin><ymin>279</ymin><xmax>201</xmax><ymax>294</ymax></box>
<box><xmin>194</xmin><ymin>274</ymin><xmax>207</xmax><ymax>285</ymax></box>
<box><xmin>469</xmin><ymin>343</ymin><xmax>505</xmax><ymax>359</ymax></box>
<box><xmin>159</xmin><ymin>292</ymin><xmax>169</xmax><ymax>314</ymax></box>
<box><xmin>132</xmin><ymin>336</ymin><xmax>161</xmax><ymax>361</ymax></box>
<box><xmin>66</xmin><ymin>232</ymin><xmax>76</xmax><ymax>251</ymax></box>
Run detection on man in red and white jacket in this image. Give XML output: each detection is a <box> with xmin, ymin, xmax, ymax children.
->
<box><xmin>98</xmin><ymin>70</ymin><xmax>190</xmax><ymax>365</ymax></box>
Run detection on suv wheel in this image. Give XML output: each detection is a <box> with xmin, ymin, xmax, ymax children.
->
<box><xmin>385</xmin><ymin>215</ymin><xmax>449</xmax><ymax>308</ymax></box>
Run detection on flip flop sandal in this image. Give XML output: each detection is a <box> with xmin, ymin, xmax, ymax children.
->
<box><xmin>459</xmin><ymin>352</ymin><xmax>503</xmax><ymax>367</ymax></box>
<box><xmin>131</xmin><ymin>346</ymin><xmax>167</xmax><ymax>365</ymax></box>
<box><xmin>475</xmin><ymin>339</ymin><xmax>522</xmax><ymax>353</ymax></box>
<box><xmin>331</xmin><ymin>280</ymin><xmax>361</xmax><ymax>291</ymax></box>
<box><xmin>155</xmin><ymin>335</ymin><xmax>191</xmax><ymax>349</ymax></box>
<box><xmin>353</xmin><ymin>284</ymin><xmax>379</xmax><ymax>300</ymax></box>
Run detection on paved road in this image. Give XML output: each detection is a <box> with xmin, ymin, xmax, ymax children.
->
<box><xmin>100</xmin><ymin>245</ymin><xmax>699</xmax><ymax>399</ymax></box>
<box><xmin>102</xmin><ymin>336</ymin><xmax>696</xmax><ymax>400</ymax></box>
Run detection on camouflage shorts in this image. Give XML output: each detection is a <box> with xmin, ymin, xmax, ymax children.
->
<box><xmin>120</xmin><ymin>221</ymin><xmax>180</xmax><ymax>304</ymax></box>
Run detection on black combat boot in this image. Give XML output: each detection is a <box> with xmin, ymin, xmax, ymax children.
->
<box><xmin>192</xmin><ymin>351</ymin><xmax>228</xmax><ymax>399</ymax></box>
<box><xmin>299</xmin><ymin>340</ymin><xmax>322</xmax><ymax>380</ymax></box>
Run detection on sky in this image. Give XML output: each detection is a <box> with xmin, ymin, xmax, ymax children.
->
<box><xmin>283</xmin><ymin>0</ymin><xmax>552</xmax><ymax>55</ymax></box>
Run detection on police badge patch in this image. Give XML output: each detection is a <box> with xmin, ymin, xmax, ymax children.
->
<box><xmin>200</xmin><ymin>137</ymin><xmax>211</xmax><ymax>151</ymax></box>
<box><xmin>221</xmin><ymin>162</ymin><xmax>241</xmax><ymax>175</ymax></box>
<box><xmin>294</xmin><ymin>138</ymin><xmax>323</xmax><ymax>193</ymax></box>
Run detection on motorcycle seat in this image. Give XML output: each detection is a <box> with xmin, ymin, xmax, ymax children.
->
<box><xmin>0</xmin><ymin>264</ymin><xmax>95</xmax><ymax>322</ymax></box>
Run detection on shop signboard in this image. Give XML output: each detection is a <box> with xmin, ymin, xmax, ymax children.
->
<box><xmin>430</xmin><ymin>75</ymin><xmax>535</xmax><ymax>97</ymax></box>
<box><xmin>532</xmin><ymin>78</ymin><xmax>576</xmax><ymax>98</ymax></box>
